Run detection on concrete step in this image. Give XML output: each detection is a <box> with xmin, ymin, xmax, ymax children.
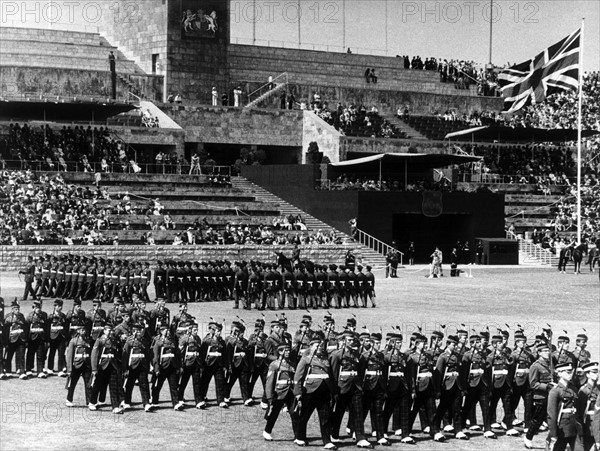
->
<box><xmin>380</xmin><ymin>112</ymin><xmax>428</xmax><ymax>140</ymax></box>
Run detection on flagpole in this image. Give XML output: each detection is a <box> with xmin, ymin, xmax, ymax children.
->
<box><xmin>576</xmin><ymin>19</ymin><xmax>584</xmax><ymax>244</ymax></box>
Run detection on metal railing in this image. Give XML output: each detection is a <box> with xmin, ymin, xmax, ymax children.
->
<box><xmin>356</xmin><ymin>228</ymin><xmax>404</xmax><ymax>265</ymax></box>
<box><xmin>457</xmin><ymin>172</ymin><xmax>575</xmax><ymax>186</ymax></box>
<box><xmin>506</xmin><ymin>229</ymin><xmax>555</xmax><ymax>265</ymax></box>
<box><xmin>0</xmin><ymin>91</ymin><xmax>132</xmax><ymax>104</ymax></box>
<box><xmin>247</xmin><ymin>72</ymin><xmax>289</xmax><ymax>106</ymax></box>
<box><xmin>232</xmin><ymin>37</ymin><xmax>388</xmax><ymax>57</ymax></box>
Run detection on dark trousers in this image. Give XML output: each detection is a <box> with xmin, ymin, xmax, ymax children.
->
<box><xmin>332</xmin><ymin>388</ymin><xmax>366</xmax><ymax>441</ymax></box>
<box><xmin>363</xmin><ymin>387</ymin><xmax>386</xmax><ymax>439</ymax></box>
<box><xmin>199</xmin><ymin>364</ymin><xmax>226</xmax><ymax>404</ymax></box>
<box><xmin>47</xmin><ymin>279</ymin><xmax>57</xmax><ymax>298</ymax></box>
<box><xmin>435</xmin><ymin>384</ymin><xmax>463</xmax><ymax>431</ymax></box>
<box><xmin>47</xmin><ymin>337</ymin><xmax>66</xmax><ymax>371</ymax></box>
<box><xmin>91</xmin><ymin>366</ymin><xmax>122</xmax><ymax>408</ymax></box>
<box><xmin>154</xmin><ymin>282</ymin><xmax>165</xmax><ymax>300</ymax></box>
<box><xmin>383</xmin><ymin>387</ymin><xmax>411</xmax><ymax>438</ymax></box>
<box><xmin>5</xmin><ymin>341</ymin><xmax>26</xmax><ymax>373</ymax></box>
<box><xmin>573</xmin><ymin>434</ymin><xmax>595</xmax><ymax>451</ymax></box>
<box><xmin>26</xmin><ymin>338</ymin><xmax>46</xmax><ymax>373</ymax></box>
<box><xmin>151</xmin><ymin>366</ymin><xmax>179</xmax><ymax>407</ymax></box>
<box><xmin>297</xmin><ymin>384</ymin><xmax>332</xmax><ymax>444</ymax></box>
<box><xmin>23</xmin><ymin>281</ymin><xmax>36</xmax><ymax>300</ymax></box>
<box><xmin>226</xmin><ymin>364</ymin><xmax>250</xmax><ymax>401</ymax></box>
<box><xmin>69</xmin><ymin>281</ymin><xmax>79</xmax><ymax>299</ymax></box>
<box><xmin>54</xmin><ymin>281</ymin><xmax>66</xmax><ymax>299</ymax></box>
<box><xmin>67</xmin><ymin>365</ymin><xmax>92</xmax><ymax>404</ymax></box>
<box><xmin>489</xmin><ymin>384</ymin><xmax>515</xmax><ymax>427</ymax></box>
<box><xmin>84</xmin><ymin>282</ymin><xmax>96</xmax><ymax>301</ymax></box>
<box><xmin>526</xmin><ymin>397</ymin><xmax>548</xmax><ymax>440</ymax></box>
<box><xmin>265</xmin><ymin>391</ymin><xmax>299</xmax><ymax>437</ymax></box>
<box><xmin>510</xmin><ymin>383</ymin><xmax>533</xmax><ymax>428</ymax></box>
<box><xmin>461</xmin><ymin>382</ymin><xmax>491</xmax><ymax>431</ymax></box>
<box><xmin>124</xmin><ymin>366</ymin><xmax>150</xmax><ymax>406</ymax></box>
<box><xmin>179</xmin><ymin>365</ymin><xmax>202</xmax><ymax>403</ymax></box>
<box><xmin>552</xmin><ymin>436</ymin><xmax>577</xmax><ymax>451</ymax></box>
<box><xmin>410</xmin><ymin>389</ymin><xmax>438</xmax><ymax>435</ymax></box>
<box><xmin>249</xmin><ymin>364</ymin><xmax>268</xmax><ymax>400</ymax></box>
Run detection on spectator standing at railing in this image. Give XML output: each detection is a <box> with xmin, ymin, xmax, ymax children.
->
<box><xmin>211</xmin><ymin>87</ymin><xmax>218</xmax><ymax>107</ymax></box>
<box><xmin>233</xmin><ymin>86</ymin><xmax>242</xmax><ymax>107</ymax></box>
<box><xmin>190</xmin><ymin>153</ymin><xmax>201</xmax><ymax>175</ymax></box>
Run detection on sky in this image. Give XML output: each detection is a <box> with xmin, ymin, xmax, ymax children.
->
<box><xmin>2</xmin><ymin>0</ymin><xmax>599</xmax><ymax>72</ymax></box>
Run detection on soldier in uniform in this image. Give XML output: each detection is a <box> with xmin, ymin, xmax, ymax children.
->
<box><xmin>291</xmin><ymin>318</ymin><xmax>312</xmax><ymax>363</ymax></box>
<box><xmin>294</xmin><ymin>264</ymin><xmax>307</xmax><ymax>310</ymax></box>
<box><xmin>55</xmin><ymin>256</ymin><xmax>67</xmax><ymax>300</ymax></box>
<box><xmin>178</xmin><ymin>322</ymin><xmax>204</xmax><ymax>408</ymax></box>
<box><xmin>150</xmin><ymin>299</ymin><xmax>170</xmax><ymax>337</ymax></box>
<box><xmin>547</xmin><ymin>362</ymin><xmax>579</xmax><ymax>451</ymax></box>
<box><xmin>364</xmin><ymin>266</ymin><xmax>376</xmax><ymax>308</ymax></box>
<box><xmin>140</xmin><ymin>262</ymin><xmax>152</xmax><ymax>302</ymax></box>
<box><xmin>262</xmin><ymin>343</ymin><xmax>300</xmax><ymax>443</ymax></box>
<box><xmin>47</xmin><ymin>299</ymin><xmax>68</xmax><ymax>376</ymax></box>
<box><xmin>65</xmin><ymin>325</ymin><xmax>93</xmax><ymax>408</ymax></box>
<box><xmin>4</xmin><ymin>299</ymin><xmax>28</xmax><ymax>379</ymax></box>
<box><xmin>198</xmin><ymin>321</ymin><xmax>227</xmax><ymax>408</ymax></box>
<box><xmin>154</xmin><ymin>261</ymin><xmax>166</xmax><ymax>301</ymax></box>
<box><xmin>88</xmin><ymin>299</ymin><xmax>107</xmax><ymax>341</ymax></box>
<box><xmin>83</xmin><ymin>257</ymin><xmax>97</xmax><ymax>300</ymax></box>
<box><xmin>95</xmin><ymin>258</ymin><xmax>106</xmax><ymax>301</ymax></box>
<box><xmin>510</xmin><ymin>331</ymin><xmax>535</xmax><ymax>432</ymax></box>
<box><xmin>47</xmin><ymin>256</ymin><xmax>59</xmax><ymax>299</ymax></box>
<box><xmin>324</xmin><ymin>316</ymin><xmax>339</xmax><ymax>354</ymax></box>
<box><xmin>151</xmin><ymin>324</ymin><xmax>183</xmax><ymax>410</ymax></box>
<box><xmin>248</xmin><ymin>318</ymin><xmax>269</xmax><ymax>408</ymax></box>
<box><xmin>25</xmin><ymin>300</ymin><xmax>48</xmax><ymax>378</ymax></box>
<box><xmin>0</xmin><ymin>297</ymin><xmax>5</xmax><ymax>379</ymax></box>
<box><xmin>114</xmin><ymin>309</ymin><xmax>133</xmax><ymax>345</ymax></box>
<box><xmin>355</xmin><ymin>265</ymin><xmax>367</xmax><ymax>308</ymax></box>
<box><xmin>294</xmin><ymin>332</ymin><xmax>336</xmax><ymax>449</ymax></box>
<box><xmin>225</xmin><ymin>320</ymin><xmax>252</xmax><ymax>406</ymax></box>
<box><xmin>524</xmin><ymin>342</ymin><xmax>554</xmax><ymax>449</ymax></box>
<box><xmin>19</xmin><ymin>256</ymin><xmax>36</xmax><ymax>301</ymax></box>
<box><xmin>39</xmin><ymin>255</ymin><xmax>51</xmax><ymax>298</ymax></box>
<box><xmin>330</xmin><ymin>330</ymin><xmax>372</xmax><ymax>448</ymax></box>
<box><xmin>573</xmin><ymin>333</ymin><xmax>592</xmax><ymax>388</ymax></box>
<box><xmin>575</xmin><ymin>362</ymin><xmax>599</xmax><ymax>451</ymax></box>
<box><xmin>233</xmin><ymin>262</ymin><xmax>248</xmax><ymax>309</ymax></box>
<box><xmin>90</xmin><ymin>323</ymin><xmax>123</xmax><ymax>413</ymax></box>
<box><xmin>170</xmin><ymin>301</ymin><xmax>194</xmax><ymax>342</ymax></box>
<box><xmin>362</xmin><ymin>332</ymin><xmax>391</xmax><ymax>446</ymax></box>
<box><xmin>122</xmin><ymin>323</ymin><xmax>152</xmax><ymax>412</ymax></box>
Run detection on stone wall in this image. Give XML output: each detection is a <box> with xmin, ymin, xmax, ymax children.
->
<box><xmin>302</xmin><ymin>112</ymin><xmax>341</xmax><ymax>163</ymax></box>
<box><xmin>0</xmin><ymin>245</ymin><xmax>358</xmax><ymax>272</ymax></box>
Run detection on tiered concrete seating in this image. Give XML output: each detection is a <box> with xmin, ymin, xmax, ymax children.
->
<box><xmin>401</xmin><ymin>115</ymin><xmax>471</xmax><ymax>140</ymax></box>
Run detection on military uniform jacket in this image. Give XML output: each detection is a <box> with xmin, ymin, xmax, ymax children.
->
<box><xmin>510</xmin><ymin>348</ymin><xmax>535</xmax><ymax>387</ymax></box>
<box><xmin>529</xmin><ymin>357</ymin><xmax>554</xmax><ymax>399</ymax></box>
<box><xmin>226</xmin><ymin>335</ymin><xmax>250</xmax><ymax>369</ymax></box>
<box><xmin>576</xmin><ymin>383</ymin><xmax>599</xmax><ymax>435</ymax></box>
<box><xmin>327</xmin><ymin>270</ymin><xmax>339</xmax><ymax>291</ymax></box>
<box><xmin>362</xmin><ymin>349</ymin><xmax>387</xmax><ymax>392</ymax></box>
<box><xmin>548</xmin><ymin>381</ymin><xmax>579</xmax><ymax>439</ymax></box>
<box><xmin>26</xmin><ymin>311</ymin><xmax>48</xmax><ymax>341</ymax></box>
<box><xmin>487</xmin><ymin>350</ymin><xmax>513</xmax><ymax>389</ymax></box>
<box><xmin>294</xmin><ymin>270</ymin><xmax>306</xmax><ymax>292</ymax></box>
<box><xmin>384</xmin><ymin>350</ymin><xmax>411</xmax><ymax>393</ymax></box>
<box><xmin>179</xmin><ymin>334</ymin><xmax>203</xmax><ymax>367</ymax></box>
<box><xmin>91</xmin><ymin>336</ymin><xmax>122</xmax><ymax>372</ymax></box>
<box><xmin>150</xmin><ymin>307</ymin><xmax>170</xmax><ymax>335</ymax></box>
<box><xmin>266</xmin><ymin>358</ymin><xmax>296</xmax><ymax>401</ymax></box>
<box><xmin>460</xmin><ymin>350</ymin><xmax>490</xmax><ymax>389</ymax></box>
<box><xmin>292</xmin><ymin>330</ymin><xmax>312</xmax><ymax>355</ymax></box>
<box><xmin>154</xmin><ymin>266</ymin><xmax>166</xmax><ymax>286</ymax></box>
<box><xmin>265</xmin><ymin>332</ymin><xmax>288</xmax><ymax>363</ymax></box>
<box><xmin>407</xmin><ymin>350</ymin><xmax>435</xmax><ymax>392</ymax></box>
<box><xmin>325</xmin><ymin>331</ymin><xmax>339</xmax><ymax>354</ymax></box>
<box><xmin>247</xmin><ymin>273</ymin><xmax>261</xmax><ymax>294</ymax></box>
<box><xmin>66</xmin><ymin>336</ymin><xmax>92</xmax><ymax>372</ymax></box>
<box><xmin>573</xmin><ymin>348</ymin><xmax>592</xmax><ymax>385</ymax></box>
<box><xmin>66</xmin><ymin>310</ymin><xmax>87</xmax><ymax>334</ymax></box>
<box><xmin>435</xmin><ymin>350</ymin><xmax>463</xmax><ymax>392</ymax></box>
<box><xmin>248</xmin><ymin>332</ymin><xmax>269</xmax><ymax>369</ymax></box>
<box><xmin>553</xmin><ymin>349</ymin><xmax>576</xmax><ymax>367</ymax></box>
<box><xmin>114</xmin><ymin>321</ymin><xmax>133</xmax><ymax>343</ymax></box>
<box><xmin>122</xmin><ymin>336</ymin><xmax>150</xmax><ymax>370</ymax></box>
<box><xmin>4</xmin><ymin>312</ymin><xmax>28</xmax><ymax>343</ymax></box>
<box><xmin>171</xmin><ymin>312</ymin><xmax>193</xmax><ymax>338</ymax></box>
<box><xmin>201</xmin><ymin>334</ymin><xmax>226</xmax><ymax>367</ymax></box>
<box><xmin>153</xmin><ymin>336</ymin><xmax>180</xmax><ymax>370</ymax></box>
<box><xmin>305</xmin><ymin>272</ymin><xmax>317</xmax><ymax>294</ymax></box>
<box><xmin>87</xmin><ymin>309</ymin><xmax>107</xmax><ymax>340</ymax></box>
<box><xmin>20</xmin><ymin>262</ymin><xmax>35</xmax><ymax>282</ymax></box>
<box><xmin>330</xmin><ymin>348</ymin><xmax>367</xmax><ymax>394</ymax></box>
<box><xmin>234</xmin><ymin>269</ymin><xmax>248</xmax><ymax>292</ymax></box>
<box><xmin>294</xmin><ymin>352</ymin><xmax>334</xmax><ymax>395</ymax></box>
<box><xmin>49</xmin><ymin>311</ymin><xmax>68</xmax><ymax>340</ymax></box>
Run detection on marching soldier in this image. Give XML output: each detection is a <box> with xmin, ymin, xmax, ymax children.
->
<box><xmin>362</xmin><ymin>332</ymin><xmax>391</xmax><ymax>446</ymax></box>
<box><xmin>151</xmin><ymin>324</ymin><xmax>183</xmax><ymax>410</ymax></box>
<box><xmin>198</xmin><ymin>320</ymin><xmax>227</xmax><ymax>408</ymax></box>
<box><xmin>55</xmin><ymin>256</ymin><xmax>67</xmax><ymax>299</ymax></box>
<box><xmin>178</xmin><ymin>322</ymin><xmax>203</xmax><ymax>408</ymax></box>
<box><xmin>88</xmin><ymin>299</ymin><xmax>107</xmax><ymax>341</ymax></box>
<box><xmin>171</xmin><ymin>301</ymin><xmax>194</xmax><ymax>341</ymax></box>
<box><xmin>248</xmin><ymin>318</ymin><xmax>269</xmax><ymax>408</ymax></box>
<box><xmin>19</xmin><ymin>256</ymin><xmax>36</xmax><ymax>301</ymax></box>
<box><xmin>140</xmin><ymin>262</ymin><xmax>152</xmax><ymax>302</ymax></box>
<box><xmin>233</xmin><ymin>261</ymin><xmax>248</xmax><ymax>309</ymax></box>
<box><xmin>294</xmin><ymin>332</ymin><xmax>336</xmax><ymax>449</ymax></box>
<box><xmin>524</xmin><ymin>342</ymin><xmax>554</xmax><ymax>449</ymax></box>
<box><xmin>324</xmin><ymin>316</ymin><xmax>339</xmax><ymax>354</ymax></box>
<box><xmin>66</xmin><ymin>299</ymin><xmax>87</xmax><ymax>337</ymax></box>
<box><xmin>65</xmin><ymin>325</ymin><xmax>93</xmax><ymax>408</ymax></box>
<box><xmin>25</xmin><ymin>300</ymin><xmax>48</xmax><ymax>378</ymax></box>
<box><xmin>262</xmin><ymin>343</ymin><xmax>300</xmax><ymax>443</ymax></box>
<box><xmin>510</xmin><ymin>331</ymin><xmax>535</xmax><ymax>433</ymax></box>
<box><xmin>364</xmin><ymin>266</ymin><xmax>376</xmax><ymax>308</ymax></box>
<box><xmin>575</xmin><ymin>362</ymin><xmax>599</xmax><ymax>451</ymax></box>
<box><xmin>150</xmin><ymin>299</ymin><xmax>170</xmax><ymax>337</ymax></box>
<box><xmin>291</xmin><ymin>318</ymin><xmax>312</xmax><ymax>363</ymax></box>
<box><xmin>225</xmin><ymin>320</ymin><xmax>252</xmax><ymax>406</ymax></box>
<box><xmin>48</xmin><ymin>256</ymin><xmax>59</xmax><ymax>299</ymax></box>
<box><xmin>95</xmin><ymin>258</ymin><xmax>106</xmax><ymax>301</ymax></box>
<box><xmin>47</xmin><ymin>299</ymin><xmax>68</xmax><ymax>376</ymax></box>
<box><xmin>327</xmin><ymin>264</ymin><xmax>340</xmax><ymax>309</ymax></box>
<box><xmin>154</xmin><ymin>261</ymin><xmax>166</xmax><ymax>301</ymax></box>
<box><xmin>114</xmin><ymin>309</ymin><xmax>133</xmax><ymax>344</ymax></box>
<box><xmin>315</xmin><ymin>265</ymin><xmax>328</xmax><ymax>308</ymax></box>
<box><xmin>294</xmin><ymin>264</ymin><xmax>307</xmax><ymax>310</ymax></box>
<box><xmin>355</xmin><ymin>265</ymin><xmax>367</xmax><ymax>308</ymax></box>
<box><xmin>574</xmin><ymin>333</ymin><xmax>592</xmax><ymax>388</ymax></box>
<box><xmin>247</xmin><ymin>265</ymin><xmax>262</xmax><ymax>310</ymax></box>
<box><xmin>547</xmin><ymin>362</ymin><xmax>579</xmax><ymax>451</ymax></box>
<box><xmin>4</xmin><ymin>299</ymin><xmax>28</xmax><ymax>379</ymax></box>
<box><xmin>83</xmin><ymin>257</ymin><xmax>97</xmax><ymax>300</ymax></box>
<box><xmin>90</xmin><ymin>323</ymin><xmax>123</xmax><ymax>413</ymax></box>
<box><xmin>122</xmin><ymin>323</ymin><xmax>152</xmax><ymax>412</ymax></box>
<box><xmin>488</xmin><ymin>334</ymin><xmax>520</xmax><ymax>436</ymax></box>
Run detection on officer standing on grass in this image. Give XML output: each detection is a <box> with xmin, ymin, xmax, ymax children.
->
<box><xmin>65</xmin><ymin>325</ymin><xmax>93</xmax><ymax>408</ymax></box>
<box><xmin>524</xmin><ymin>342</ymin><xmax>554</xmax><ymax>449</ymax></box>
<box><xmin>122</xmin><ymin>323</ymin><xmax>152</xmax><ymax>412</ymax></box>
<box><xmin>178</xmin><ymin>322</ymin><xmax>204</xmax><ymax>408</ymax></box>
<box><xmin>547</xmin><ymin>362</ymin><xmax>579</xmax><ymax>451</ymax></box>
<box><xmin>90</xmin><ymin>323</ymin><xmax>123</xmax><ymax>414</ymax></box>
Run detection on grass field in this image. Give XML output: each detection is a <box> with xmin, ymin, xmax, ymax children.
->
<box><xmin>0</xmin><ymin>265</ymin><xmax>598</xmax><ymax>451</ymax></box>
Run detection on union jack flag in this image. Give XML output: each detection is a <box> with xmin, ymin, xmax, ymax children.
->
<box><xmin>499</xmin><ymin>29</ymin><xmax>580</xmax><ymax>113</ymax></box>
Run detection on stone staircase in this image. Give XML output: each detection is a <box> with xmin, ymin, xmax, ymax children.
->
<box><xmin>231</xmin><ymin>177</ymin><xmax>387</xmax><ymax>266</ymax></box>
<box><xmin>246</xmin><ymin>83</ymin><xmax>287</xmax><ymax>109</ymax></box>
<box><xmin>380</xmin><ymin>112</ymin><xmax>428</xmax><ymax>140</ymax></box>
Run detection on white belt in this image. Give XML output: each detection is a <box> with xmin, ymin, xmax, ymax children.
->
<box><xmin>207</xmin><ymin>352</ymin><xmax>222</xmax><ymax>357</ymax></box>
<box><xmin>340</xmin><ymin>371</ymin><xmax>357</xmax><ymax>376</ymax></box>
<box><xmin>576</xmin><ymin>369</ymin><xmax>584</xmax><ymax>374</ymax></box>
<box><xmin>445</xmin><ymin>371</ymin><xmax>459</xmax><ymax>377</ymax></box>
<box><xmin>101</xmin><ymin>353</ymin><xmax>114</xmax><ymax>359</ymax></box>
<box><xmin>493</xmin><ymin>369</ymin><xmax>509</xmax><ymax>376</ymax></box>
<box><xmin>254</xmin><ymin>353</ymin><xmax>267</xmax><ymax>358</ymax></box>
<box><xmin>186</xmin><ymin>351</ymin><xmax>198</xmax><ymax>357</ymax></box>
<box><xmin>306</xmin><ymin>374</ymin><xmax>329</xmax><ymax>380</ymax></box>
<box><xmin>418</xmin><ymin>372</ymin><xmax>432</xmax><ymax>378</ymax></box>
<box><xmin>93</xmin><ymin>326</ymin><xmax>104</xmax><ymax>331</ymax></box>
<box><xmin>516</xmin><ymin>368</ymin><xmax>529</xmax><ymax>374</ymax></box>
<box><xmin>31</xmin><ymin>328</ymin><xmax>44</xmax><ymax>333</ymax></box>
<box><xmin>131</xmin><ymin>353</ymin><xmax>145</xmax><ymax>358</ymax></box>
<box><xmin>162</xmin><ymin>353</ymin><xmax>175</xmax><ymax>358</ymax></box>
<box><xmin>234</xmin><ymin>352</ymin><xmax>245</xmax><ymax>357</ymax></box>
<box><xmin>51</xmin><ymin>326</ymin><xmax>63</xmax><ymax>331</ymax></box>
<box><xmin>10</xmin><ymin>329</ymin><xmax>23</xmax><ymax>334</ymax></box>
<box><xmin>79</xmin><ymin>273</ymin><xmax>85</xmax><ymax>277</ymax></box>
<box><xmin>75</xmin><ymin>353</ymin><xmax>89</xmax><ymax>358</ymax></box>
<box><xmin>366</xmin><ymin>370</ymin><xmax>382</xmax><ymax>376</ymax></box>
<box><xmin>327</xmin><ymin>345</ymin><xmax>338</xmax><ymax>351</ymax></box>
<box><xmin>470</xmin><ymin>369</ymin><xmax>485</xmax><ymax>375</ymax></box>
<box><xmin>276</xmin><ymin>380</ymin><xmax>292</xmax><ymax>386</ymax></box>
<box><xmin>388</xmin><ymin>371</ymin><xmax>404</xmax><ymax>377</ymax></box>
<box><xmin>587</xmin><ymin>410</ymin><xmax>595</xmax><ymax>416</ymax></box>
<box><xmin>560</xmin><ymin>407</ymin><xmax>576</xmax><ymax>415</ymax></box>
<box><xmin>177</xmin><ymin>327</ymin><xmax>188</xmax><ymax>332</ymax></box>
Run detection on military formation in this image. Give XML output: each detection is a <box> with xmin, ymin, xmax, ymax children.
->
<box><xmin>1</xmin><ymin>293</ymin><xmax>599</xmax><ymax>450</ymax></box>
<box><xmin>17</xmin><ymin>253</ymin><xmax>377</xmax><ymax>310</ymax></box>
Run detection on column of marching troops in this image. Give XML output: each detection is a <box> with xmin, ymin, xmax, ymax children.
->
<box><xmin>17</xmin><ymin>254</ymin><xmax>377</xmax><ymax>309</ymax></box>
<box><xmin>1</xmin><ymin>290</ymin><xmax>599</xmax><ymax>450</ymax></box>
